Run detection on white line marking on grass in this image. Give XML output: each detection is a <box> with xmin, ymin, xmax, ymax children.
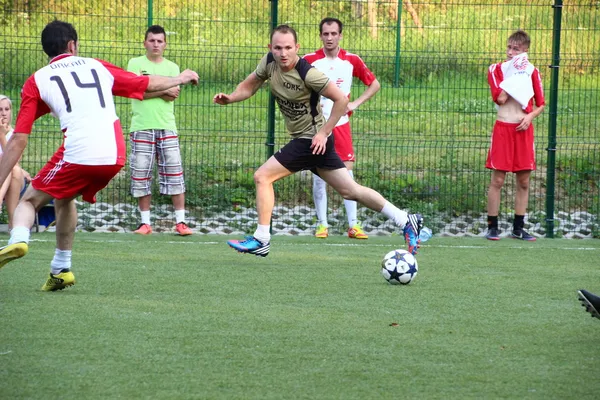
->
<box><xmin>29</xmin><ymin>238</ymin><xmax>600</xmax><ymax>251</ymax></box>
<box><xmin>30</xmin><ymin>239</ymin><xmax>220</xmax><ymax>245</ymax></box>
<box><xmin>0</xmin><ymin>350</ymin><xmax>12</xmax><ymax>355</ymax></box>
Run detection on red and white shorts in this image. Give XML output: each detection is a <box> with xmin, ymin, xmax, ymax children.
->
<box><xmin>332</xmin><ymin>122</ymin><xmax>355</xmax><ymax>162</ymax></box>
<box><xmin>486</xmin><ymin>120</ymin><xmax>536</xmax><ymax>172</ymax></box>
<box><xmin>32</xmin><ymin>148</ymin><xmax>123</xmax><ymax>203</ymax></box>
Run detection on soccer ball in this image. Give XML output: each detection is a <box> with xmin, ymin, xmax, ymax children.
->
<box><xmin>381</xmin><ymin>249</ymin><xmax>418</xmax><ymax>285</ymax></box>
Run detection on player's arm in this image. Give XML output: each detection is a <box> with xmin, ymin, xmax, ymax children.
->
<box><xmin>142</xmin><ymin>86</ymin><xmax>180</xmax><ymax>101</ymax></box>
<box><xmin>311</xmin><ymin>82</ymin><xmax>349</xmax><ymax>155</ymax></box>
<box><xmin>146</xmin><ymin>70</ymin><xmax>197</xmax><ymax>92</ymax></box>
<box><xmin>488</xmin><ymin>64</ymin><xmax>508</xmax><ymax>105</ymax></box>
<box><xmin>213</xmin><ymin>72</ymin><xmax>264</xmax><ymax>105</ymax></box>
<box><xmin>347</xmin><ymin>78</ymin><xmax>380</xmax><ymax>113</ymax></box>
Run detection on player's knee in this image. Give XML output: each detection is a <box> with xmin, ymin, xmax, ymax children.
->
<box><xmin>254</xmin><ymin>170</ymin><xmax>271</xmax><ymax>186</ymax></box>
<box><xmin>337</xmin><ymin>186</ymin><xmax>357</xmax><ymax>201</ymax></box>
<box><xmin>516</xmin><ymin>178</ymin><xmax>530</xmax><ymax>191</ymax></box>
<box><xmin>490</xmin><ymin>176</ymin><xmax>505</xmax><ymax>189</ymax></box>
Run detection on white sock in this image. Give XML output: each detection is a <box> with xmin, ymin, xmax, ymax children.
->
<box><xmin>175</xmin><ymin>209</ymin><xmax>185</xmax><ymax>224</ymax></box>
<box><xmin>253</xmin><ymin>224</ymin><xmax>271</xmax><ymax>244</ymax></box>
<box><xmin>381</xmin><ymin>201</ymin><xmax>408</xmax><ymax>228</ymax></box>
<box><xmin>344</xmin><ymin>170</ymin><xmax>358</xmax><ymax>227</ymax></box>
<box><xmin>313</xmin><ymin>174</ymin><xmax>328</xmax><ymax>227</ymax></box>
<box><xmin>51</xmin><ymin>249</ymin><xmax>72</xmax><ymax>275</ymax></box>
<box><xmin>8</xmin><ymin>226</ymin><xmax>30</xmax><ymax>245</ymax></box>
<box><xmin>140</xmin><ymin>210</ymin><xmax>151</xmax><ymax>225</ymax></box>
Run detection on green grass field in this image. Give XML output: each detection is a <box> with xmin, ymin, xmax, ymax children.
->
<box><xmin>1</xmin><ymin>233</ymin><xmax>599</xmax><ymax>399</ymax></box>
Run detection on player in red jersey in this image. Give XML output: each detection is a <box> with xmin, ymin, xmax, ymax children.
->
<box><xmin>485</xmin><ymin>30</ymin><xmax>545</xmax><ymax>241</ymax></box>
<box><xmin>0</xmin><ymin>20</ymin><xmax>198</xmax><ymax>291</ymax></box>
<box><xmin>304</xmin><ymin>18</ymin><xmax>381</xmax><ymax>240</ymax></box>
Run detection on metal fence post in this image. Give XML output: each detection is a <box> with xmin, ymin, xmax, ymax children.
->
<box><xmin>147</xmin><ymin>0</ymin><xmax>153</xmax><ymax>27</ymax></box>
<box><xmin>267</xmin><ymin>0</ymin><xmax>277</xmax><ymax>161</ymax></box>
<box><xmin>393</xmin><ymin>0</ymin><xmax>402</xmax><ymax>88</ymax></box>
<box><xmin>546</xmin><ymin>0</ymin><xmax>563</xmax><ymax>238</ymax></box>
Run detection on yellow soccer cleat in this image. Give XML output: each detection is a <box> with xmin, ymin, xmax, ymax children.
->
<box><xmin>0</xmin><ymin>242</ymin><xmax>29</xmax><ymax>269</ymax></box>
<box><xmin>348</xmin><ymin>224</ymin><xmax>368</xmax><ymax>239</ymax></box>
<box><xmin>41</xmin><ymin>270</ymin><xmax>75</xmax><ymax>292</ymax></box>
<box><xmin>315</xmin><ymin>224</ymin><xmax>329</xmax><ymax>239</ymax></box>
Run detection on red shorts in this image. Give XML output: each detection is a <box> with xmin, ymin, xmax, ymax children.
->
<box><xmin>32</xmin><ymin>148</ymin><xmax>123</xmax><ymax>203</ymax></box>
<box><xmin>485</xmin><ymin>120</ymin><xmax>535</xmax><ymax>172</ymax></box>
<box><xmin>332</xmin><ymin>122</ymin><xmax>355</xmax><ymax>162</ymax></box>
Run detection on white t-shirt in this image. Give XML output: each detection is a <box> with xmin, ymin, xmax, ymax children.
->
<box><xmin>304</xmin><ymin>48</ymin><xmax>376</xmax><ymax>127</ymax></box>
<box><xmin>14</xmin><ymin>54</ymin><xmax>149</xmax><ymax>166</ymax></box>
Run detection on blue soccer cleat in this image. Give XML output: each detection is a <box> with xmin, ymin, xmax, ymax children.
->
<box><xmin>403</xmin><ymin>213</ymin><xmax>423</xmax><ymax>256</ymax></box>
<box><xmin>227</xmin><ymin>236</ymin><xmax>270</xmax><ymax>257</ymax></box>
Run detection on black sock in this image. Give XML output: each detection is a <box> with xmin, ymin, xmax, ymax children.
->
<box><xmin>514</xmin><ymin>214</ymin><xmax>525</xmax><ymax>231</ymax></box>
<box><xmin>487</xmin><ymin>215</ymin><xmax>498</xmax><ymax>230</ymax></box>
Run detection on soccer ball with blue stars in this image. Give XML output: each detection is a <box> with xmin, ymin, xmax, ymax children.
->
<box><xmin>381</xmin><ymin>249</ymin><xmax>418</xmax><ymax>285</ymax></box>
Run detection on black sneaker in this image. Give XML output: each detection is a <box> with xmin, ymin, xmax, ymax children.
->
<box><xmin>485</xmin><ymin>228</ymin><xmax>500</xmax><ymax>241</ymax></box>
<box><xmin>577</xmin><ymin>290</ymin><xmax>600</xmax><ymax>319</ymax></box>
<box><xmin>511</xmin><ymin>229</ymin><xmax>536</xmax><ymax>241</ymax></box>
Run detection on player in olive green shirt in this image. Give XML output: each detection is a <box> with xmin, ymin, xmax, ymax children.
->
<box><xmin>214</xmin><ymin>25</ymin><xmax>423</xmax><ymax>257</ymax></box>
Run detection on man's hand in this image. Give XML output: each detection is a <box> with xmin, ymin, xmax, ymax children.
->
<box><xmin>516</xmin><ymin>114</ymin><xmax>534</xmax><ymax>131</ymax></box>
<box><xmin>346</xmin><ymin>101</ymin><xmax>358</xmax><ymax>115</ymax></box>
<box><xmin>161</xmin><ymin>86</ymin><xmax>180</xmax><ymax>102</ymax></box>
<box><xmin>310</xmin><ymin>131</ymin><xmax>328</xmax><ymax>155</ymax></box>
<box><xmin>213</xmin><ymin>93</ymin><xmax>233</xmax><ymax>105</ymax></box>
<box><xmin>179</xmin><ymin>69</ymin><xmax>199</xmax><ymax>85</ymax></box>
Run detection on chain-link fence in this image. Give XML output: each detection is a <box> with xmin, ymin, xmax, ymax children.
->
<box><xmin>0</xmin><ymin>0</ymin><xmax>598</xmax><ymax>238</ymax></box>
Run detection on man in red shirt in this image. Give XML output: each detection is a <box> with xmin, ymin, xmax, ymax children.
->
<box><xmin>485</xmin><ymin>30</ymin><xmax>545</xmax><ymax>241</ymax></box>
<box><xmin>304</xmin><ymin>18</ymin><xmax>381</xmax><ymax>240</ymax></box>
<box><xmin>0</xmin><ymin>20</ymin><xmax>198</xmax><ymax>291</ymax></box>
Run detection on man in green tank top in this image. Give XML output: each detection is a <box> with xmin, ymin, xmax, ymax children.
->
<box><xmin>128</xmin><ymin>25</ymin><xmax>192</xmax><ymax>236</ymax></box>
<box><xmin>214</xmin><ymin>24</ymin><xmax>423</xmax><ymax>257</ymax></box>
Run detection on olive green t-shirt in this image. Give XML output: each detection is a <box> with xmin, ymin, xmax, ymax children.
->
<box><xmin>127</xmin><ymin>56</ymin><xmax>179</xmax><ymax>132</ymax></box>
<box><xmin>255</xmin><ymin>53</ymin><xmax>330</xmax><ymax>139</ymax></box>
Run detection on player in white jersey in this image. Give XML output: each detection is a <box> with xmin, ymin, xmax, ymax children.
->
<box><xmin>304</xmin><ymin>18</ymin><xmax>381</xmax><ymax>240</ymax></box>
<box><xmin>0</xmin><ymin>20</ymin><xmax>199</xmax><ymax>291</ymax></box>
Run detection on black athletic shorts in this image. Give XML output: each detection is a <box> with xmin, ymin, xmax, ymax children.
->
<box><xmin>274</xmin><ymin>134</ymin><xmax>346</xmax><ymax>173</ymax></box>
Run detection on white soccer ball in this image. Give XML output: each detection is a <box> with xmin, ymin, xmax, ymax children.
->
<box><xmin>381</xmin><ymin>249</ymin><xmax>418</xmax><ymax>285</ymax></box>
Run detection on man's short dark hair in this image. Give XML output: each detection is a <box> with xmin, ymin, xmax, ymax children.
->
<box><xmin>319</xmin><ymin>17</ymin><xmax>343</xmax><ymax>34</ymax></box>
<box><xmin>508</xmin><ymin>30</ymin><xmax>530</xmax><ymax>49</ymax></box>
<box><xmin>271</xmin><ymin>24</ymin><xmax>298</xmax><ymax>43</ymax></box>
<box><xmin>41</xmin><ymin>20</ymin><xmax>78</xmax><ymax>58</ymax></box>
<box><xmin>145</xmin><ymin>25</ymin><xmax>167</xmax><ymax>41</ymax></box>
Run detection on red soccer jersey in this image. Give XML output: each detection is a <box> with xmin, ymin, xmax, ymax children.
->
<box><xmin>14</xmin><ymin>54</ymin><xmax>150</xmax><ymax>165</ymax></box>
<box><xmin>304</xmin><ymin>48</ymin><xmax>376</xmax><ymax>126</ymax></box>
<box><xmin>487</xmin><ymin>61</ymin><xmax>545</xmax><ymax>113</ymax></box>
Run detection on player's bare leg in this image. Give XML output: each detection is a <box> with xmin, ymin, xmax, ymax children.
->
<box><xmin>5</xmin><ymin>167</ymin><xmax>24</xmax><ymax>230</ymax></box>
<box><xmin>319</xmin><ymin>167</ymin><xmax>423</xmax><ymax>254</ymax></box>
<box><xmin>41</xmin><ymin>196</ymin><xmax>77</xmax><ymax>291</ymax></box>
<box><xmin>511</xmin><ymin>170</ymin><xmax>535</xmax><ymax>241</ymax></box>
<box><xmin>485</xmin><ymin>170</ymin><xmax>506</xmax><ymax>240</ymax></box>
<box><xmin>0</xmin><ymin>188</ymin><xmax>52</xmax><ymax>268</ymax></box>
<box><xmin>342</xmin><ymin>160</ymin><xmax>367</xmax><ymax>239</ymax></box>
<box><xmin>227</xmin><ymin>156</ymin><xmax>293</xmax><ymax>257</ymax></box>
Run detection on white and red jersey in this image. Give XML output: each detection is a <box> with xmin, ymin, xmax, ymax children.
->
<box><xmin>14</xmin><ymin>54</ymin><xmax>150</xmax><ymax>166</ymax></box>
<box><xmin>488</xmin><ymin>61</ymin><xmax>545</xmax><ymax>113</ymax></box>
<box><xmin>304</xmin><ymin>48</ymin><xmax>376</xmax><ymax>127</ymax></box>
